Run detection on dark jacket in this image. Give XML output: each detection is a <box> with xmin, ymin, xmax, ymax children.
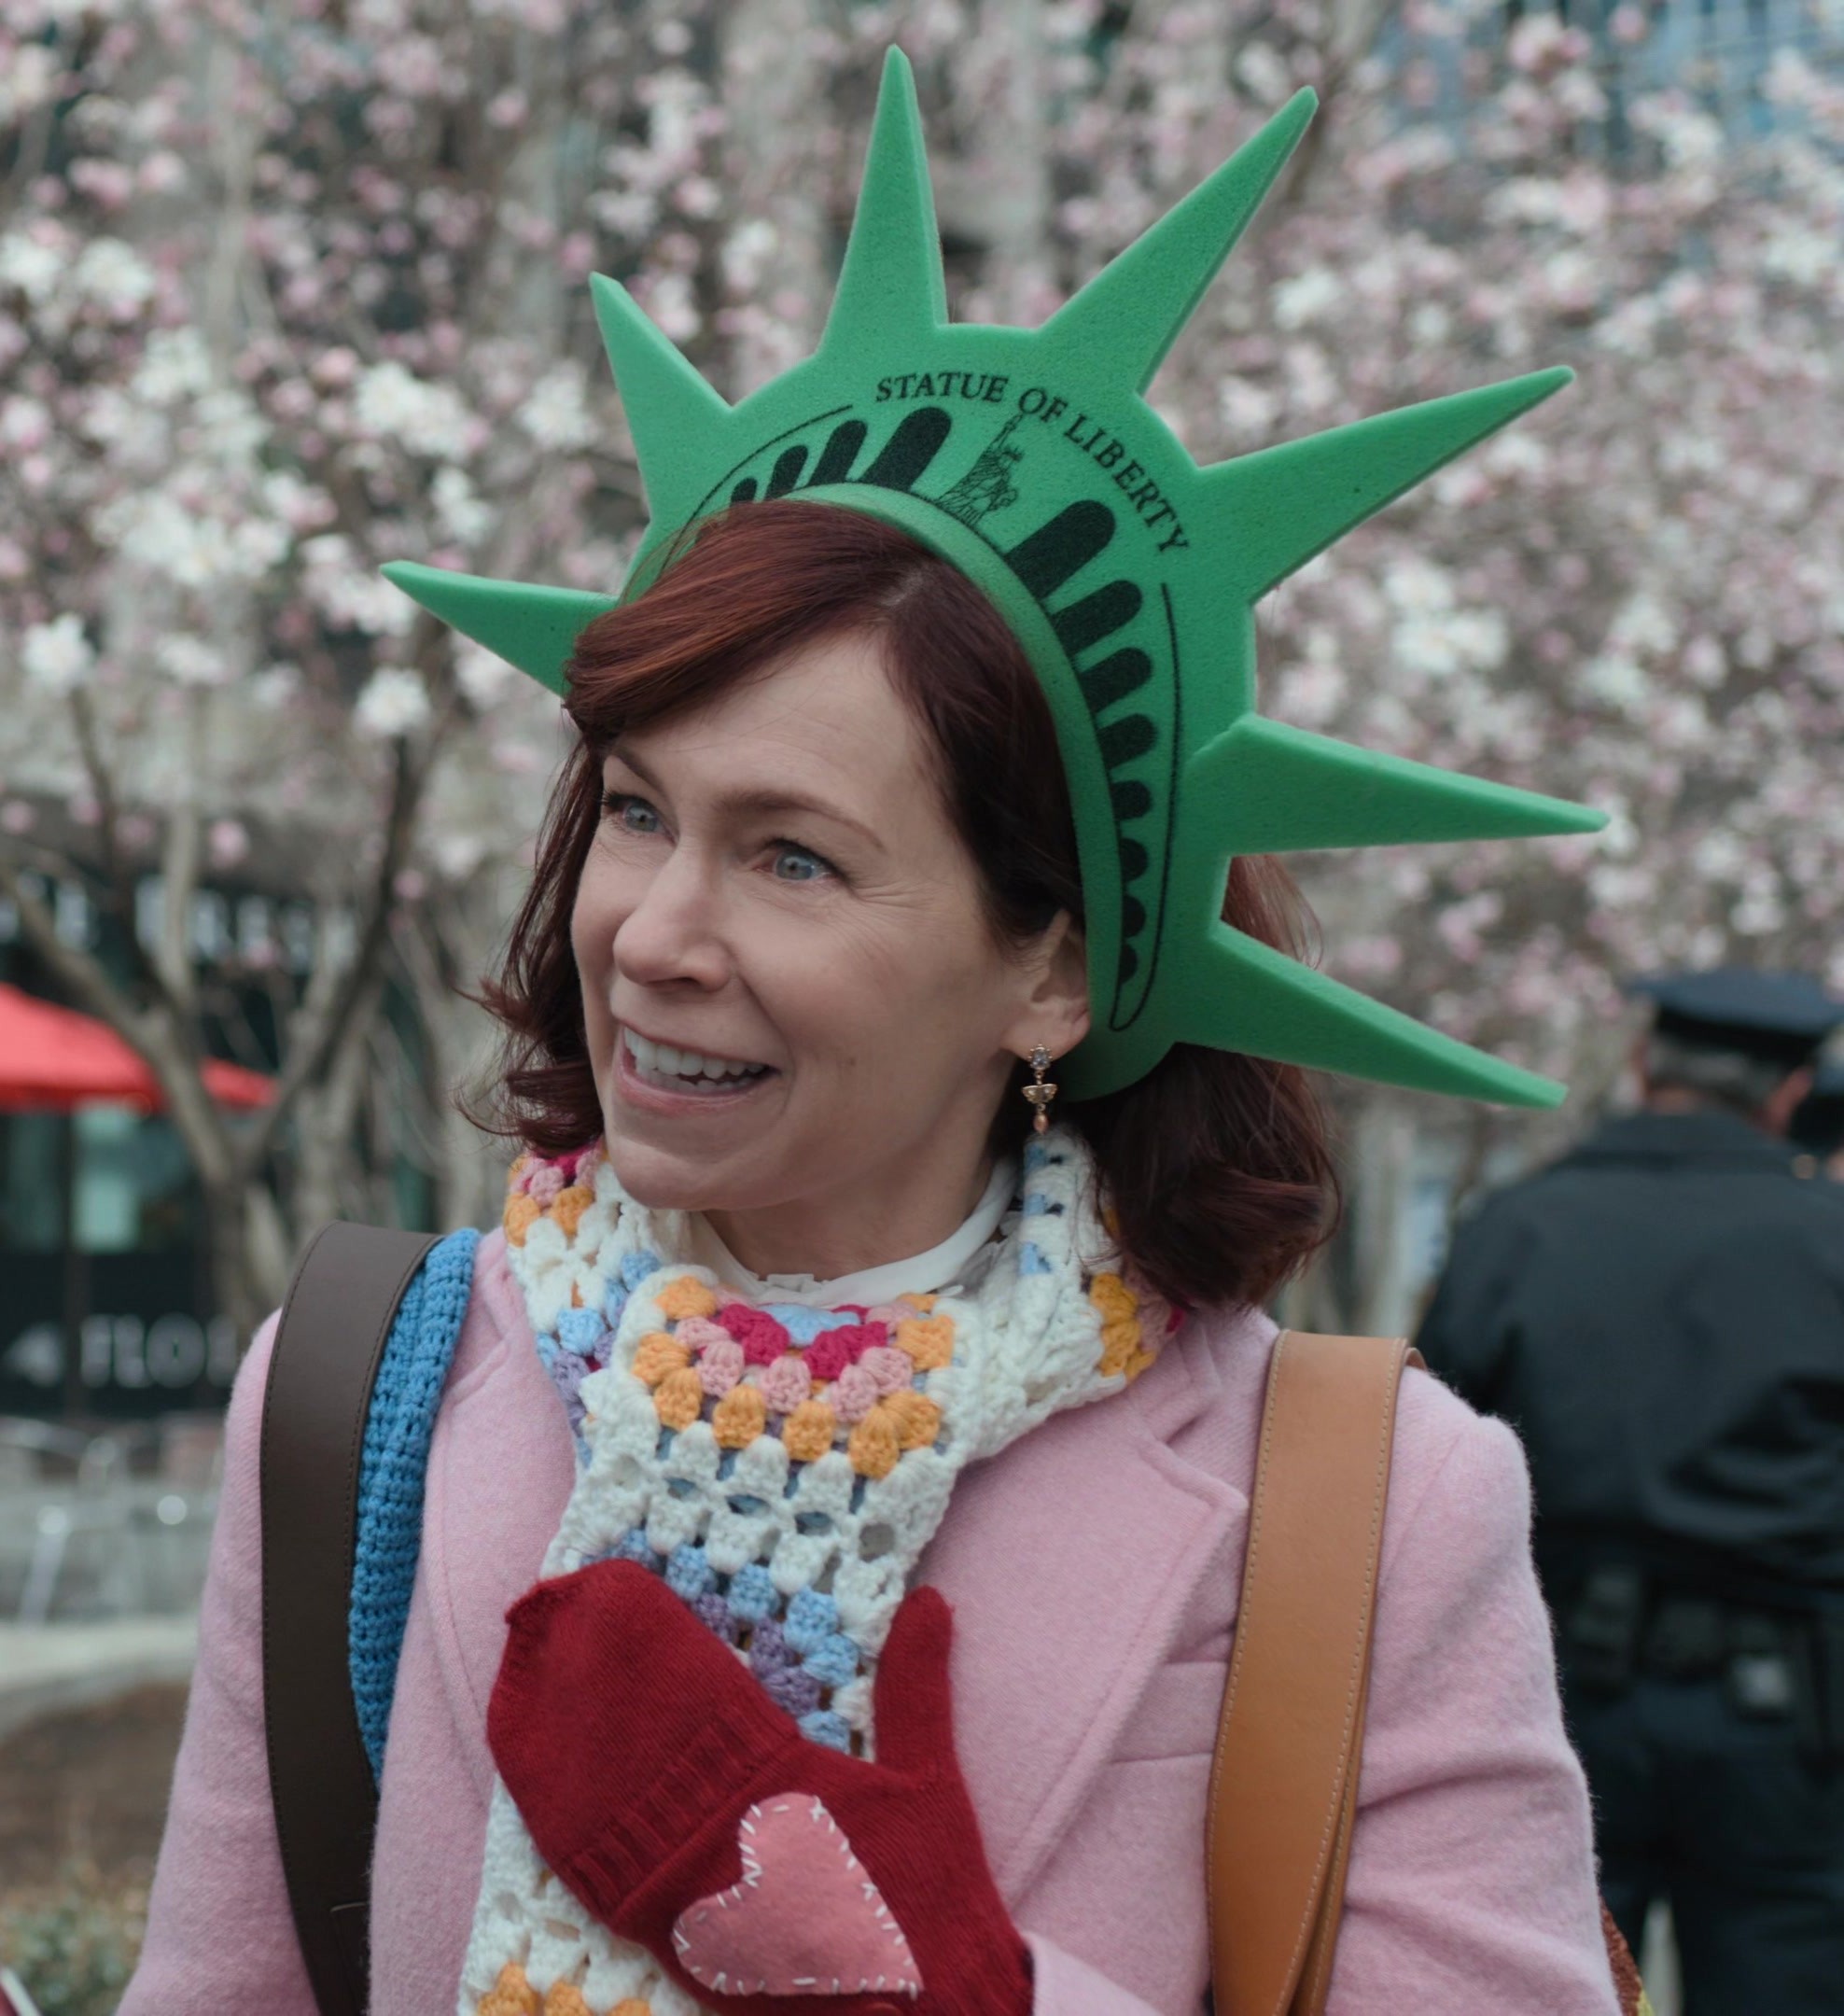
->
<box><xmin>1418</xmin><ymin>1109</ymin><xmax>1844</xmax><ymax>1597</ymax></box>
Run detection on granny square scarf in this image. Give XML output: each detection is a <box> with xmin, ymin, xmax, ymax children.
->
<box><xmin>460</xmin><ymin>1125</ymin><xmax>1162</xmax><ymax>2016</ymax></box>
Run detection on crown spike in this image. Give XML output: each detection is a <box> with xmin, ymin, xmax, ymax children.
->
<box><xmin>818</xmin><ymin>48</ymin><xmax>947</xmax><ymax>359</ymax></box>
<box><xmin>1192</xmin><ymin>928</ymin><xmax>1567</xmax><ymax>1108</ymax></box>
<box><xmin>381</xmin><ymin>563</ymin><xmax>616</xmax><ymax>695</ymax></box>
<box><xmin>1204</xmin><ymin>368</ymin><xmax>1572</xmax><ymax>602</ymax></box>
<box><xmin>589</xmin><ymin>273</ymin><xmax>732</xmax><ymax>527</ymax></box>
<box><xmin>1040</xmin><ymin>90</ymin><xmax>1316</xmax><ymax>393</ymax></box>
<box><xmin>1189</xmin><ymin>716</ymin><xmax>1608</xmax><ymax>857</ymax></box>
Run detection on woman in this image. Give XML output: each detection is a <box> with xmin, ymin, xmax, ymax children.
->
<box><xmin>126</xmin><ymin>55</ymin><xmax>1620</xmax><ymax>2016</ymax></box>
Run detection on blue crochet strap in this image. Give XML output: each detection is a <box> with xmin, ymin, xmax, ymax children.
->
<box><xmin>349</xmin><ymin>1226</ymin><xmax>480</xmax><ymax>1780</ymax></box>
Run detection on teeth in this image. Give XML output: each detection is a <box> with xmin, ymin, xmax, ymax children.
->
<box><xmin>623</xmin><ymin>1028</ymin><xmax>769</xmax><ymax>1086</ymax></box>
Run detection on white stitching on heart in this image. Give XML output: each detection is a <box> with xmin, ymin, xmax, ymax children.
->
<box><xmin>672</xmin><ymin>1796</ymin><xmax>922</xmax><ymax>1998</ymax></box>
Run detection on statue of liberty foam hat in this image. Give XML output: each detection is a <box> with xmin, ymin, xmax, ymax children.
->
<box><xmin>385</xmin><ymin>49</ymin><xmax>1604</xmax><ymax>1106</ymax></box>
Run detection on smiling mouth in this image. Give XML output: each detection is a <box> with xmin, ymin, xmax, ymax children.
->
<box><xmin>622</xmin><ymin>1027</ymin><xmax>775</xmax><ymax>1096</ymax></box>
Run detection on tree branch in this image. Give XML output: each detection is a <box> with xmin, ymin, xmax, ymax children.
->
<box><xmin>0</xmin><ymin>854</ymin><xmax>143</xmax><ymax>1038</ymax></box>
<box><xmin>66</xmin><ymin>690</ymin><xmax>188</xmax><ymax>1023</ymax></box>
<box><xmin>157</xmin><ymin>795</ymin><xmax>203</xmax><ymax>1016</ymax></box>
<box><xmin>235</xmin><ymin>668</ymin><xmax>454</xmax><ymax>1173</ymax></box>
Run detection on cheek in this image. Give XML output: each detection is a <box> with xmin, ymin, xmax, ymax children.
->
<box><xmin>762</xmin><ymin>903</ymin><xmax>1012</xmax><ymax>1077</ymax></box>
<box><xmin>571</xmin><ymin>852</ymin><xmax>627</xmax><ymax>1001</ymax></box>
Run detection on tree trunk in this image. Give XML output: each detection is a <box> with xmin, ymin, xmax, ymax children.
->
<box><xmin>949</xmin><ymin>4</ymin><xmax>1052</xmax><ymax>319</ymax></box>
<box><xmin>1342</xmin><ymin>1096</ymin><xmax>1408</xmax><ymax>1337</ymax></box>
<box><xmin>199</xmin><ymin>1174</ymin><xmax>270</xmax><ymax>1351</ymax></box>
<box><xmin>720</xmin><ymin>0</ymin><xmax>831</xmax><ymax>389</ymax></box>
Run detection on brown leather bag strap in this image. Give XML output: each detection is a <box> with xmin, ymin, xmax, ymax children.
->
<box><xmin>259</xmin><ymin>1221</ymin><xmax>440</xmax><ymax>2016</ymax></box>
<box><xmin>1207</xmin><ymin>1330</ymin><xmax>1419</xmax><ymax>2016</ymax></box>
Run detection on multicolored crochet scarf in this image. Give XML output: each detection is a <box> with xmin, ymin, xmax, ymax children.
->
<box><xmin>459</xmin><ymin>1126</ymin><xmax>1163</xmax><ymax>2016</ymax></box>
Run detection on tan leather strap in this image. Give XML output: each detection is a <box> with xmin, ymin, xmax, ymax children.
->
<box><xmin>1207</xmin><ymin>1330</ymin><xmax>1419</xmax><ymax>2016</ymax></box>
<box><xmin>260</xmin><ymin>1221</ymin><xmax>440</xmax><ymax>2016</ymax></box>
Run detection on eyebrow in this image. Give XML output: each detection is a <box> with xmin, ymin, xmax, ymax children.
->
<box><xmin>606</xmin><ymin>739</ymin><xmax>884</xmax><ymax>849</ymax></box>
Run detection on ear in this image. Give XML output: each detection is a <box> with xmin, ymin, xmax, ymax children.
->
<box><xmin>999</xmin><ymin>909</ymin><xmax>1091</xmax><ymax>1064</ymax></box>
<box><xmin>1761</xmin><ymin>1064</ymin><xmax>1816</xmax><ymax>1138</ymax></box>
<box><xmin>1628</xmin><ymin>1031</ymin><xmax>1654</xmax><ymax>1100</ymax></box>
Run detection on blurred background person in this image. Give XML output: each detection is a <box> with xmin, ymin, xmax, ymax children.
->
<box><xmin>1791</xmin><ymin>1056</ymin><xmax>1844</xmax><ymax>1183</ymax></box>
<box><xmin>1418</xmin><ymin>968</ymin><xmax>1844</xmax><ymax>2015</ymax></box>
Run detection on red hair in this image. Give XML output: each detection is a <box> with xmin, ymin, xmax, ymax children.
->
<box><xmin>480</xmin><ymin>500</ymin><xmax>1336</xmax><ymax>1310</ymax></box>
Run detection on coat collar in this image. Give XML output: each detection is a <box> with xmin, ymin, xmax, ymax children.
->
<box><xmin>920</xmin><ymin>1305</ymin><xmax>1268</xmax><ymax>1897</ymax></box>
<box><xmin>1562</xmin><ymin>1107</ymin><xmax>1801</xmax><ymax>1172</ymax></box>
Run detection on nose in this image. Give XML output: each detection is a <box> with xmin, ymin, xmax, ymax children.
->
<box><xmin>612</xmin><ymin>846</ymin><xmax>732</xmax><ymax>994</ymax></box>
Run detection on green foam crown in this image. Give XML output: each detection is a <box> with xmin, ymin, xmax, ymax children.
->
<box><xmin>386</xmin><ymin>50</ymin><xmax>1604</xmax><ymax>1105</ymax></box>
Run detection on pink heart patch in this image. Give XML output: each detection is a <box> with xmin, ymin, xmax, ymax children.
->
<box><xmin>671</xmin><ymin>1793</ymin><xmax>922</xmax><ymax>1999</ymax></box>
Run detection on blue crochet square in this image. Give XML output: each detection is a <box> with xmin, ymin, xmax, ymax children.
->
<box><xmin>614</xmin><ymin>1526</ymin><xmax>657</xmax><ymax>1567</ymax></box>
<box><xmin>726</xmin><ymin>1561</ymin><xmax>780</xmax><ymax>1622</ymax></box>
<box><xmin>620</xmin><ymin>1249</ymin><xmax>663</xmax><ymax>1292</ymax></box>
<box><xmin>666</xmin><ymin>1544</ymin><xmax>717</xmax><ymax>1599</ymax></box>
<box><xmin>556</xmin><ymin>1308</ymin><xmax>607</xmax><ymax>1357</ymax></box>
<box><xmin>784</xmin><ymin>1586</ymin><xmax>841</xmax><ymax>1655</ymax></box>
<box><xmin>1018</xmin><ymin>1242</ymin><xmax>1053</xmax><ymax>1275</ymax></box>
<box><xmin>802</xmin><ymin>1632</ymin><xmax>860</xmax><ymax>1689</ymax></box>
<box><xmin>798</xmin><ymin>1709</ymin><xmax>852</xmax><ymax>1752</ymax></box>
<box><xmin>761</xmin><ymin>1303</ymin><xmax>860</xmax><ymax>1344</ymax></box>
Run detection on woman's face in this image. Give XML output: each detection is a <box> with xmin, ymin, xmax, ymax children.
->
<box><xmin>571</xmin><ymin>631</ymin><xmax>1088</xmax><ymax>1243</ymax></box>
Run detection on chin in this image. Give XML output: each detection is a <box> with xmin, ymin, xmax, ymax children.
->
<box><xmin>604</xmin><ymin>1130</ymin><xmax>772</xmax><ymax>1217</ymax></box>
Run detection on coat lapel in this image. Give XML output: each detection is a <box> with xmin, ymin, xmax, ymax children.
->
<box><xmin>921</xmin><ymin>1309</ymin><xmax>1264</xmax><ymax>1900</ymax></box>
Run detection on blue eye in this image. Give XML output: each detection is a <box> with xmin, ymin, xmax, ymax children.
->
<box><xmin>603</xmin><ymin>791</ymin><xmax>662</xmax><ymax>835</ymax></box>
<box><xmin>771</xmin><ymin>843</ymin><xmax>832</xmax><ymax>883</ymax></box>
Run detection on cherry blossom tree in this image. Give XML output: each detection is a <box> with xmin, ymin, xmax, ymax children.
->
<box><xmin>5</xmin><ymin>0</ymin><xmax>1840</xmax><ymax>1340</ymax></box>
<box><xmin>0</xmin><ymin>0</ymin><xmax>675</xmax><ymax>1337</ymax></box>
<box><xmin>1124</xmin><ymin>8</ymin><xmax>1844</xmax><ymax>1319</ymax></box>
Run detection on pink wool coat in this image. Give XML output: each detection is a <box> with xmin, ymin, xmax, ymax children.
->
<box><xmin>123</xmin><ymin>1230</ymin><xmax>1618</xmax><ymax>2016</ymax></box>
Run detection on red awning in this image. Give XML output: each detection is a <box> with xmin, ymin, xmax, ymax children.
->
<box><xmin>0</xmin><ymin>983</ymin><xmax>275</xmax><ymax>1113</ymax></box>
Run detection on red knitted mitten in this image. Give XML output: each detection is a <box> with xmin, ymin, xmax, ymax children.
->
<box><xmin>488</xmin><ymin>1560</ymin><xmax>1032</xmax><ymax>2016</ymax></box>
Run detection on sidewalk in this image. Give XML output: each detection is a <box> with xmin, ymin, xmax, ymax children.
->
<box><xmin>0</xmin><ymin>1616</ymin><xmax>196</xmax><ymax>1742</ymax></box>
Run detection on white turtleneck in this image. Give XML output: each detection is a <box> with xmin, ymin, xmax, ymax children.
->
<box><xmin>683</xmin><ymin>1155</ymin><xmax>1020</xmax><ymax>1308</ymax></box>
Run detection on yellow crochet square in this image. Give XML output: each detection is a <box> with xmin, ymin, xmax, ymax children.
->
<box><xmin>847</xmin><ymin>1409</ymin><xmax>900</xmax><ymax>1478</ymax></box>
<box><xmin>894</xmin><ymin>1314</ymin><xmax>954</xmax><ymax>1371</ymax></box>
<box><xmin>1092</xmin><ymin>1270</ymin><xmax>1156</xmax><ymax>1381</ymax></box>
<box><xmin>477</xmin><ymin>1964</ymin><xmax>538</xmax><ymax>2016</ymax></box>
<box><xmin>550</xmin><ymin>1183</ymin><xmax>594</xmax><ymax>1239</ymax></box>
<box><xmin>881</xmin><ymin>1390</ymin><xmax>943</xmax><ymax>1450</ymax></box>
<box><xmin>657</xmin><ymin>1275</ymin><xmax>719</xmax><ymax>1321</ymax></box>
<box><xmin>653</xmin><ymin>1366</ymin><xmax>704</xmax><ymax>1430</ymax></box>
<box><xmin>713</xmin><ymin>1384</ymin><xmax>767</xmax><ymax>1449</ymax></box>
<box><xmin>632</xmin><ymin>1332</ymin><xmax>689</xmax><ymax>1386</ymax></box>
<box><xmin>782</xmin><ymin>1398</ymin><xmax>838</xmax><ymax>1463</ymax></box>
<box><xmin>1088</xmin><ymin>1271</ymin><xmax>1138</xmax><ymax>1325</ymax></box>
<box><xmin>1100</xmin><ymin>1327</ymin><xmax>1156</xmax><ymax>1383</ymax></box>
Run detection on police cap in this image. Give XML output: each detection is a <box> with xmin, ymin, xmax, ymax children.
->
<box><xmin>1627</xmin><ymin>967</ymin><xmax>1844</xmax><ymax>1069</ymax></box>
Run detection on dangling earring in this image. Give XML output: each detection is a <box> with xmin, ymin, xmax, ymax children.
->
<box><xmin>1021</xmin><ymin>1044</ymin><xmax>1058</xmax><ymax>1134</ymax></box>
